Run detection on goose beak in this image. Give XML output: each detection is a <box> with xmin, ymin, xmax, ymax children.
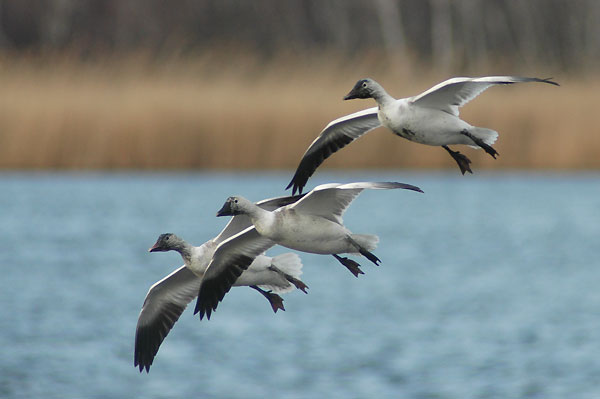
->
<box><xmin>343</xmin><ymin>90</ymin><xmax>358</xmax><ymax>100</ymax></box>
<box><xmin>148</xmin><ymin>242</ymin><xmax>161</xmax><ymax>252</ymax></box>
<box><xmin>216</xmin><ymin>201</ymin><xmax>233</xmax><ymax>217</ymax></box>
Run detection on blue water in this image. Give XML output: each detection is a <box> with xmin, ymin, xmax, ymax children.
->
<box><xmin>1</xmin><ymin>171</ymin><xmax>599</xmax><ymax>399</ymax></box>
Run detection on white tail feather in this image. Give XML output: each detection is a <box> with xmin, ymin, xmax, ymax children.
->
<box><xmin>350</xmin><ymin>234</ymin><xmax>379</xmax><ymax>253</ymax></box>
<box><xmin>271</xmin><ymin>252</ymin><xmax>303</xmax><ymax>278</ymax></box>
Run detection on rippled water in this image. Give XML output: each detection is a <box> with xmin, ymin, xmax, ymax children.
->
<box><xmin>1</xmin><ymin>171</ymin><xmax>599</xmax><ymax>399</ymax></box>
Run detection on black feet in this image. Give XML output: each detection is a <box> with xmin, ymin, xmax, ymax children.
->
<box><xmin>332</xmin><ymin>254</ymin><xmax>364</xmax><ymax>277</ymax></box>
<box><xmin>359</xmin><ymin>248</ymin><xmax>381</xmax><ymax>266</ymax></box>
<box><xmin>443</xmin><ymin>145</ymin><xmax>473</xmax><ymax>175</ymax></box>
<box><xmin>284</xmin><ymin>274</ymin><xmax>309</xmax><ymax>293</ymax></box>
<box><xmin>460</xmin><ymin>130</ymin><xmax>499</xmax><ymax>159</ymax></box>
<box><xmin>250</xmin><ymin>285</ymin><xmax>285</xmax><ymax>313</ymax></box>
<box><xmin>269</xmin><ymin>265</ymin><xmax>309</xmax><ymax>293</ymax></box>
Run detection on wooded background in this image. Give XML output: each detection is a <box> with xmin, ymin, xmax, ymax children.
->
<box><xmin>0</xmin><ymin>0</ymin><xmax>598</xmax><ymax>170</ymax></box>
<box><xmin>2</xmin><ymin>0</ymin><xmax>599</xmax><ymax>71</ymax></box>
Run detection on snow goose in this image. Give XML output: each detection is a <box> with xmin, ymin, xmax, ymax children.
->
<box><xmin>194</xmin><ymin>181</ymin><xmax>423</xmax><ymax>319</ymax></box>
<box><xmin>286</xmin><ymin>76</ymin><xmax>559</xmax><ymax>194</ymax></box>
<box><xmin>134</xmin><ymin>195</ymin><xmax>307</xmax><ymax>372</ymax></box>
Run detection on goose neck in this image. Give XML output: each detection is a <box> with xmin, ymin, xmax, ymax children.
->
<box><xmin>174</xmin><ymin>242</ymin><xmax>194</xmax><ymax>266</ymax></box>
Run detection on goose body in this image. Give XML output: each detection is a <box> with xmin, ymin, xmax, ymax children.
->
<box><xmin>147</xmin><ymin>235</ymin><xmax>303</xmax><ymax>294</ymax></box>
<box><xmin>287</xmin><ymin>76</ymin><xmax>559</xmax><ymax>194</ymax></box>
<box><xmin>134</xmin><ymin>195</ymin><xmax>307</xmax><ymax>372</ymax></box>
<box><xmin>250</xmin><ymin>208</ymin><xmax>373</xmax><ymax>255</ymax></box>
<box><xmin>195</xmin><ymin>181</ymin><xmax>423</xmax><ymax>320</ymax></box>
<box><xmin>380</xmin><ymin>99</ymin><xmax>475</xmax><ymax>146</ymax></box>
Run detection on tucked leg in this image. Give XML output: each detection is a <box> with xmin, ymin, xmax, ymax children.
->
<box><xmin>285</xmin><ymin>274</ymin><xmax>309</xmax><ymax>293</ymax></box>
<box><xmin>347</xmin><ymin>236</ymin><xmax>381</xmax><ymax>266</ymax></box>
<box><xmin>268</xmin><ymin>265</ymin><xmax>309</xmax><ymax>293</ymax></box>
<box><xmin>250</xmin><ymin>285</ymin><xmax>285</xmax><ymax>313</ymax></box>
<box><xmin>442</xmin><ymin>145</ymin><xmax>473</xmax><ymax>175</ymax></box>
<box><xmin>358</xmin><ymin>248</ymin><xmax>381</xmax><ymax>266</ymax></box>
<box><xmin>460</xmin><ymin>130</ymin><xmax>499</xmax><ymax>159</ymax></box>
<box><xmin>332</xmin><ymin>254</ymin><xmax>364</xmax><ymax>277</ymax></box>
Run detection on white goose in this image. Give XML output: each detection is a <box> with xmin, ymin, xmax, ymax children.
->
<box><xmin>194</xmin><ymin>181</ymin><xmax>423</xmax><ymax>319</ymax></box>
<box><xmin>286</xmin><ymin>76</ymin><xmax>559</xmax><ymax>194</ymax></box>
<box><xmin>134</xmin><ymin>195</ymin><xmax>307</xmax><ymax>372</ymax></box>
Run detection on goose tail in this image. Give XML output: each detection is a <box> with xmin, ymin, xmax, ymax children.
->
<box><xmin>350</xmin><ymin>234</ymin><xmax>379</xmax><ymax>252</ymax></box>
<box><xmin>271</xmin><ymin>253</ymin><xmax>303</xmax><ymax>279</ymax></box>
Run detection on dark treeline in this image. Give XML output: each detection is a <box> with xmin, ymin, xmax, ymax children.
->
<box><xmin>0</xmin><ymin>0</ymin><xmax>598</xmax><ymax>71</ymax></box>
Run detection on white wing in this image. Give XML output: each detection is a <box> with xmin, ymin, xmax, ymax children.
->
<box><xmin>194</xmin><ymin>226</ymin><xmax>276</xmax><ymax>320</ymax></box>
<box><xmin>290</xmin><ymin>181</ymin><xmax>423</xmax><ymax>224</ymax></box>
<box><xmin>286</xmin><ymin>107</ymin><xmax>381</xmax><ymax>195</ymax></box>
<box><xmin>410</xmin><ymin>76</ymin><xmax>558</xmax><ymax>116</ymax></box>
<box><xmin>134</xmin><ymin>266</ymin><xmax>202</xmax><ymax>372</ymax></box>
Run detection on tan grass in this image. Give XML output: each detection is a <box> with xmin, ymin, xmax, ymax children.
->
<box><xmin>0</xmin><ymin>53</ymin><xmax>598</xmax><ymax>170</ymax></box>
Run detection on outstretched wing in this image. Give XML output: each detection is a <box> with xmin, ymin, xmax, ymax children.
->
<box><xmin>286</xmin><ymin>107</ymin><xmax>381</xmax><ymax>195</ymax></box>
<box><xmin>194</xmin><ymin>227</ymin><xmax>275</xmax><ymax>320</ymax></box>
<box><xmin>213</xmin><ymin>194</ymin><xmax>305</xmax><ymax>245</ymax></box>
<box><xmin>410</xmin><ymin>76</ymin><xmax>558</xmax><ymax>117</ymax></box>
<box><xmin>134</xmin><ymin>266</ymin><xmax>202</xmax><ymax>372</ymax></box>
<box><xmin>290</xmin><ymin>181</ymin><xmax>423</xmax><ymax>224</ymax></box>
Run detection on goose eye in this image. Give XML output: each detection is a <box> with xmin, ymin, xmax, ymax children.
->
<box><xmin>234</xmin><ymin>199</ymin><xmax>238</xmax><ymax>204</ymax></box>
<box><xmin>362</xmin><ymin>82</ymin><xmax>367</xmax><ymax>88</ymax></box>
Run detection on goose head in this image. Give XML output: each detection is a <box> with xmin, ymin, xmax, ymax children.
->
<box><xmin>343</xmin><ymin>78</ymin><xmax>379</xmax><ymax>100</ymax></box>
<box><xmin>149</xmin><ymin>233</ymin><xmax>185</xmax><ymax>252</ymax></box>
<box><xmin>216</xmin><ymin>196</ymin><xmax>252</xmax><ymax>217</ymax></box>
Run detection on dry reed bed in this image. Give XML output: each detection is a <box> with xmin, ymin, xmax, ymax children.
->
<box><xmin>0</xmin><ymin>56</ymin><xmax>598</xmax><ymax>170</ymax></box>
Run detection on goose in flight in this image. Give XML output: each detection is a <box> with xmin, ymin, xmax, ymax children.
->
<box><xmin>286</xmin><ymin>76</ymin><xmax>559</xmax><ymax>194</ymax></box>
<box><xmin>134</xmin><ymin>195</ymin><xmax>307</xmax><ymax>372</ymax></box>
<box><xmin>194</xmin><ymin>181</ymin><xmax>423</xmax><ymax>320</ymax></box>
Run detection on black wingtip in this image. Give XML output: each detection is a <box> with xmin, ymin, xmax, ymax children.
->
<box><xmin>134</xmin><ymin>359</ymin><xmax>151</xmax><ymax>373</ymax></box>
<box><xmin>541</xmin><ymin>77</ymin><xmax>560</xmax><ymax>86</ymax></box>
<box><xmin>285</xmin><ymin>178</ymin><xmax>303</xmax><ymax>195</ymax></box>
<box><xmin>285</xmin><ymin>179</ymin><xmax>294</xmax><ymax>192</ymax></box>
<box><xmin>194</xmin><ymin>301</ymin><xmax>208</xmax><ymax>320</ymax></box>
<box><xmin>402</xmin><ymin>183</ymin><xmax>424</xmax><ymax>194</ymax></box>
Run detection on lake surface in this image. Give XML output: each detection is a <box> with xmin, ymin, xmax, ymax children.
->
<box><xmin>1</xmin><ymin>171</ymin><xmax>599</xmax><ymax>399</ymax></box>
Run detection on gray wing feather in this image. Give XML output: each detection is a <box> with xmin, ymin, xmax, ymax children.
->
<box><xmin>134</xmin><ymin>266</ymin><xmax>201</xmax><ymax>372</ymax></box>
<box><xmin>291</xmin><ymin>182</ymin><xmax>423</xmax><ymax>224</ymax></box>
<box><xmin>286</xmin><ymin>107</ymin><xmax>381</xmax><ymax>195</ymax></box>
<box><xmin>411</xmin><ymin>76</ymin><xmax>558</xmax><ymax>116</ymax></box>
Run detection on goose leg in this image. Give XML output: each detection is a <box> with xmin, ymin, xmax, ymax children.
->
<box><xmin>284</xmin><ymin>274</ymin><xmax>309</xmax><ymax>293</ymax></box>
<box><xmin>268</xmin><ymin>265</ymin><xmax>309</xmax><ymax>293</ymax></box>
<box><xmin>460</xmin><ymin>130</ymin><xmax>499</xmax><ymax>159</ymax></box>
<box><xmin>250</xmin><ymin>285</ymin><xmax>285</xmax><ymax>313</ymax></box>
<box><xmin>358</xmin><ymin>248</ymin><xmax>381</xmax><ymax>266</ymax></box>
<box><xmin>442</xmin><ymin>145</ymin><xmax>473</xmax><ymax>175</ymax></box>
<box><xmin>346</xmin><ymin>236</ymin><xmax>381</xmax><ymax>266</ymax></box>
<box><xmin>332</xmin><ymin>254</ymin><xmax>364</xmax><ymax>277</ymax></box>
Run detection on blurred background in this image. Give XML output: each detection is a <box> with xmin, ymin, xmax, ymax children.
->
<box><xmin>0</xmin><ymin>0</ymin><xmax>599</xmax><ymax>171</ymax></box>
<box><xmin>2</xmin><ymin>2</ymin><xmax>600</xmax><ymax>399</ymax></box>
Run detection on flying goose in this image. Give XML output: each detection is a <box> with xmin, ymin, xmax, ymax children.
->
<box><xmin>194</xmin><ymin>181</ymin><xmax>423</xmax><ymax>320</ymax></box>
<box><xmin>286</xmin><ymin>76</ymin><xmax>559</xmax><ymax>194</ymax></box>
<box><xmin>134</xmin><ymin>195</ymin><xmax>307</xmax><ymax>372</ymax></box>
